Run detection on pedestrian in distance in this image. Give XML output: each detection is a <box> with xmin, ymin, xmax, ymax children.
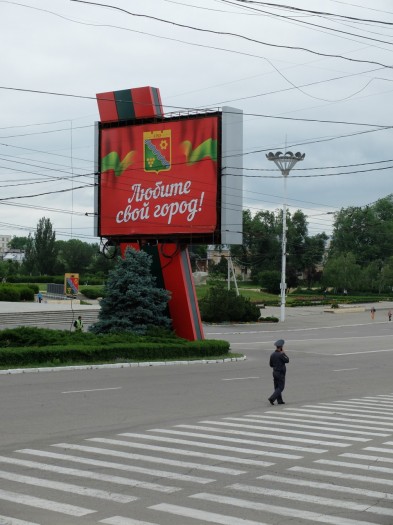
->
<box><xmin>388</xmin><ymin>309</ymin><xmax>392</xmax><ymax>322</ymax></box>
<box><xmin>37</xmin><ymin>292</ymin><xmax>43</xmax><ymax>303</ymax></box>
<box><xmin>371</xmin><ymin>306</ymin><xmax>376</xmax><ymax>320</ymax></box>
<box><xmin>268</xmin><ymin>339</ymin><xmax>289</xmax><ymax>406</ymax></box>
<box><xmin>74</xmin><ymin>316</ymin><xmax>84</xmax><ymax>332</ymax></box>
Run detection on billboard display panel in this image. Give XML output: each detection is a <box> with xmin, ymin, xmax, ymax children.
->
<box><xmin>97</xmin><ymin>113</ymin><xmax>221</xmax><ymax>241</ymax></box>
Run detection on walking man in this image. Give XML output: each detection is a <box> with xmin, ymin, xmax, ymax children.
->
<box><xmin>268</xmin><ymin>339</ymin><xmax>289</xmax><ymax>406</ymax></box>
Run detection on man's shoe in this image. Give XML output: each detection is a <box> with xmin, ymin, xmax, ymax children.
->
<box><xmin>268</xmin><ymin>398</ymin><xmax>275</xmax><ymax>405</ymax></box>
<box><xmin>277</xmin><ymin>400</ymin><xmax>285</xmax><ymax>404</ymax></box>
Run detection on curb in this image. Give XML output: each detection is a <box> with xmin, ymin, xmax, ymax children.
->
<box><xmin>0</xmin><ymin>356</ymin><xmax>247</xmax><ymax>375</ymax></box>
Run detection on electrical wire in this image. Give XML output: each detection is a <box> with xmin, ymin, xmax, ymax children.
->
<box><xmin>70</xmin><ymin>0</ymin><xmax>393</xmax><ymax>70</ymax></box>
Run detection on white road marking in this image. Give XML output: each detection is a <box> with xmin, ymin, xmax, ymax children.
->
<box><xmin>258</xmin><ymin>473</ymin><xmax>393</xmax><ymax>500</ymax></box>
<box><xmin>150</xmin><ymin>503</ymin><xmax>270</xmax><ymax>525</ymax></box>
<box><xmin>272</xmin><ymin>409</ymin><xmax>393</xmax><ymax>426</ymax></box>
<box><xmin>7</xmin><ymin>452</ymin><xmax>181</xmax><ymax>491</ymax></box>
<box><xmin>293</xmin><ymin>406</ymin><xmax>393</xmax><ymax>418</ymax></box>
<box><xmin>62</xmin><ymin>387</ymin><xmax>122</xmax><ymax>394</ymax></box>
<box><xmin>144</xmin><ymin>428</ymin><xmax>327</xmax><ymax>453</ymax></box>
<box><xmin>0</xmin><ymin>516</ymin><xmax>40</xmax><ymax>525</ymax></box>
<box><xmin>0</xmin><ymin>488</ymin><xmax>94</xmax><ymax>516</ymax></box>
<box><xmin>316</xmin><ymin>402</ymin><xmax>393</xmax><ymax>413</ymax></box>
<box><xmin>18</xmin><ymin>448</ymin><xmax>211</xmax><ymax>484</ymax></box>
<box><xmin>221</xmin><ymin>418</ymin><xmax>371</xmax><ymax>441</ymax></box>
<box><xmin>222</xmin><ymin>376</ymin><xmax>260</xmax><ymax>381</ymax></box>
<box><xmin>0</xmin><ymin>469</ymin><xmax>136</xmax><ymax>502</ymax></box>
<box><xmin>100</xmin><ymin>518</ymin><xmax>159</xmax><ymax>525</ymax></box>
<box><xmin>333</xmin><ymin>399</ymin><xmax>393</xmax><ymax>408</ymax></box>
<box><xmin>247</xmin><ymin>414</ymin><xmax>389</xmax><ymax>435</ymax></box>
<box><xmin>175</xmin><ymin>424</ymin><xmax>351</xmax><ymax>447</ymax></box>
<box><xmin>316</xmin><ymin>459</ymin><xmax>393</xmax><ymax>474</ymax></box>
<box><xmin>333</xmin><ymin>368</ymin><xmax>359</xmax><ymax>371</ymax></box>
<box><xmin>341</xmin><ymin>452</ymin><xmax>393</xmax><ymax>463</ymax></box>
<box><xmin>290</xmin><ymin>465</ymin><xmax>393</xmax><ymax>487</ymax></box>
<box><xmin>189</xmin><ymin>493</ymin><xmax>378</xmax><ymax>525</ymax></box>
<box><xmin>52</xmin><ymin>443</ymin><xmax>246</xmax><ymax>475</ymax></box>
<box><xmin>230</xmin><ymin>483</ymin><xmax>393</xmax><ymax>516</ymax></box>
<box><xmin>88</xmin><ymin>437</ymin><xmax>297</xmax><ymax>462</ymax></box>
<box><xmin>334</xmin><ymin>348</ymin><xmax>393</xmax><ymax>355</ymax></box>
<box><xmin>363</xmin><ymin>447</ymin><xmax>393</xmax><ymax>454</ymax></box>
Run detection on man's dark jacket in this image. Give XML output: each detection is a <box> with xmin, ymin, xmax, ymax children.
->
<box><xmin>269</xmin><ymin>350</ymin><xmax>289</xmax><ymax>376</ymax></box>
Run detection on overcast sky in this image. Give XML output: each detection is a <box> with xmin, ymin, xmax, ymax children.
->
<box><xmin>2</xmin><ymin>0</ymin><xmax>393</xmax><ymax>245</ymax></box>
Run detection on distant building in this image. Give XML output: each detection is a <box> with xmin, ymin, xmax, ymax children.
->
<box><xmin>3</xmin><ymin>249</ymin><xmax>24</xmax><ymax>263</ymax></box>
<box><xmin>0</xmin><ymin>235</ymin><xmax>11</xmax><ymax>257</ymax></box>
<box><xmin>207</xmin><ymin>245</ymin><xmax>247</xmax><ymax>278</ymax></box>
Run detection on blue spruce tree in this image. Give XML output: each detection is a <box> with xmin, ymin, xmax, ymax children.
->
<box><xmin>90</xmin><ymin>247</ymin><xmax>171</xmax><ymax>334</ymax></box>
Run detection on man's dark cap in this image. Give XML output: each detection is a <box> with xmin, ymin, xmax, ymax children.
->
<box><xmin>274</xmin><ymin>339</ymin><xmax>285</xmax><ymax>347</ymax></box>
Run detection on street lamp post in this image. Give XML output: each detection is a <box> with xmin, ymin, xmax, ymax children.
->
<box><xmin>266</xmin><ymin>151</ymin><xmax>305</xmax><ymax>322</ymax></box>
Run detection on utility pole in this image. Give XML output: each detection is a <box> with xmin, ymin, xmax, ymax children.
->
<box><xmin>266</xmin><ymin>151</ymin><xmax>305</xmax><ymax>322</ymax></box>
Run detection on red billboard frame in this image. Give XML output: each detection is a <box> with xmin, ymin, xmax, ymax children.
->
<box><xmin>96</xmin><ymin>112</ymin><xmax>222</xmax><ymax>244</ymax></box>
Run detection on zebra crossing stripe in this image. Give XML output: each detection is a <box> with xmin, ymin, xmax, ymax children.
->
<box><xmin>100</xmin><ymin>517</ymin><xmax>159</xmax><ymax>525</ymax></box>
<box><xmin>141</xmin><ymin>428</ymin><xmax>327</xmax><ymax>453</ymax></box>
<box><xmin>0</xmin><ymin>469</ymin><xmax>136</xmax><ymax>503</ymax></box>
<box><xmin>363</xmin><ymin>395</ymin><xmax>393</xmax><ymax>400</ymax></box>
<box><xmin>315</xmin><ymin>402</ymin><xmax>393</xmax><ymax>413</ymax></box>
<box><xmin>257</xmin><ymin>474</ymin><xmax>393</xmax><ymax>502</ymax></box>
<box><xmin>0</xmin><ymin>488</ymin><xmax>94</xmax><ymax>517</ymax></box>
<box><xmin>364</xmin><ymin>446</ymin><xmax>393</xmax><ymax>454</ymax></box>
<box><xmin>2</xmin><ymin>453</ymin><xmax>179</xmax><ymax>493</ymax></box>
<box><xmin>246</xmin><ymin>414</ymin><xmax>388</xmax><ymax>435</ymax></box>
<box><xmin>289</xmin><ymin>466</ymin><xmax>393</xmax><ymax>488</ymax></box>
<box><xmin>174</xmin><ymin>424</ymin><xmax>350</xmax><ymax>447</ymax></box>
<box><xmin>233</xmin><ymin>415</ymin><xmax>391</xmax><ymax>433</ymax></box>
<box><xmin>278</xmin><ymin>409</ymin><xmax>393</xmax><ymax>426</ymax></box>
<box><xmin>0</xmin><ymin>516</ymin><xmax>40</xmax><ymax>525</ymax></box>
<box><xmin>88</xmin><ymin>437</ymin><xmax>291</xmax><ymax>462</ymax></box>
<box><xmin>189</xmin><ymin>493</ymin><xmax>380</xmax><ymax>525</ymax></box>
<box><xmin>51</xmin><ymin>443</ymin><xmax>246</xmax><ymax>475</ymax></box>
<box><xmin>150</xmin><ymin>503</ymin><xmax>270</xmax><ymax>525</ymax></box>
<box><xmin>18</xmin><ymin>448</ymin><xmax>212</xmax><ymax>484</ymax></box>
<box><xmin>202</xmin><ymin>419</ymin><xmax>370</xmax><ymax>441</ymax></box>
<box><xmin>341</xmin><ymin>452</ymin><xmax>393</xmax><ymax>464</ymax></box>
<box><xmin>316</xmin><ymin>459</ymin><xmax>393</xmax><ymax>474</ymax></box>
<box><xmin>228</xmin><ymin>484</ymin><xmax>393</xmax><ymax>516</ymax></box>
<box><xmin>239</xmin><ymin>416</ymin><xmax>376</xmax><ymax>441</ymax></box>
<box><xmin>296</xmin><ymin>406</ymin><xmax>393</xmax><ymax>420</ymax></box>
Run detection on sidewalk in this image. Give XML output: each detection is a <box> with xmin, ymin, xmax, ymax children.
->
<box><xmin>0</xmin><ymin>299</ymin><xmax>100</xmax><ymax>313</ymax></box>
<box><xmin>258</xmin><ymin>301</ymin><xmax>393</xmax><ymax>329</ymax></box>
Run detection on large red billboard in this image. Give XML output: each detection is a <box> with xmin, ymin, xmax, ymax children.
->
<box><xmin>97</xmin><ymin>113</ymin><xmax>221</xmax><ymax>242</ymax></box>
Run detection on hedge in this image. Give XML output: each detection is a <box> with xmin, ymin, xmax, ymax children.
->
<box><xmin>0</xmin><ymin>339</ymin><xmax>231</xmax><ymax>367</ymax></box>
<box><xmin>0</xmin><ymin>284</ymin><xmax>37</xmax><ymax>302</ymax></box>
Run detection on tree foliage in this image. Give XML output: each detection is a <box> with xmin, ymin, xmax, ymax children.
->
<box><xmin>325</xmin><ymin>195</ymin><xmax>393</xmax><ymax>292</ymax></box>
<box><xmin>230</xmin><ymin>208</ymin><xmax>327</xmax><ymax>288</ymax></box>
<box><xmin>90</xmin><ymin>248</ymin><xmax>171</xmax><ymax>335</ymax></box>
<box><xmin>56</xmin><ymin>239</ymin><xmax>98</xmax><ymax>274</ymax></box>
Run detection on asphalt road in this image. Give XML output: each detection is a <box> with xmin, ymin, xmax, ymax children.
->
<box><xmin>1</xmin><ymin>306</ymin><xmax>393</xmax><ymax>524</ymax></box>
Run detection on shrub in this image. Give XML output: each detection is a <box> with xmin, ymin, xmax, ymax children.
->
<box><xmin>0</xmin><ymin>285</ymin><xmax>20</xmax><ymax>302</ymax></box>
<box><xmin>79</xmin><ymin>286</ymin><xmax>105</xmax><ymax>299</ymax></box>
<box><xmin>0</xmin><ymin>284</ymin><xmax>36</xmax><ymax>302</ymax></box>
<box><xmin>199</xmin><ymin>280</ymin><xmax>260</xmax><ymax>323</ymax></box>
<box><xmin>258</xmin><ymin>270</ymin><xmax>281</xmax><ymax>294</ymax></box>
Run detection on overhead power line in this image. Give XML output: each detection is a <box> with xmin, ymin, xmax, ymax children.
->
<box><xmin>70</xmin><ymin>0</ymin><xmax>393</xmax><ymax>69</ymax></box>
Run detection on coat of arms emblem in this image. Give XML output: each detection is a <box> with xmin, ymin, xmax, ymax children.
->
<box><xmin>144</xmin><ymin>130</ymin><xmax>171</xmax><ymax>173</ymax></box>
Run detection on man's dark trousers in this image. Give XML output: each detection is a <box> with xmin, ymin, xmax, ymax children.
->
<box><xmin>271</xmin><ymin>372</ymin><xmax>285</xmax><ymax>403</ymax></box>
